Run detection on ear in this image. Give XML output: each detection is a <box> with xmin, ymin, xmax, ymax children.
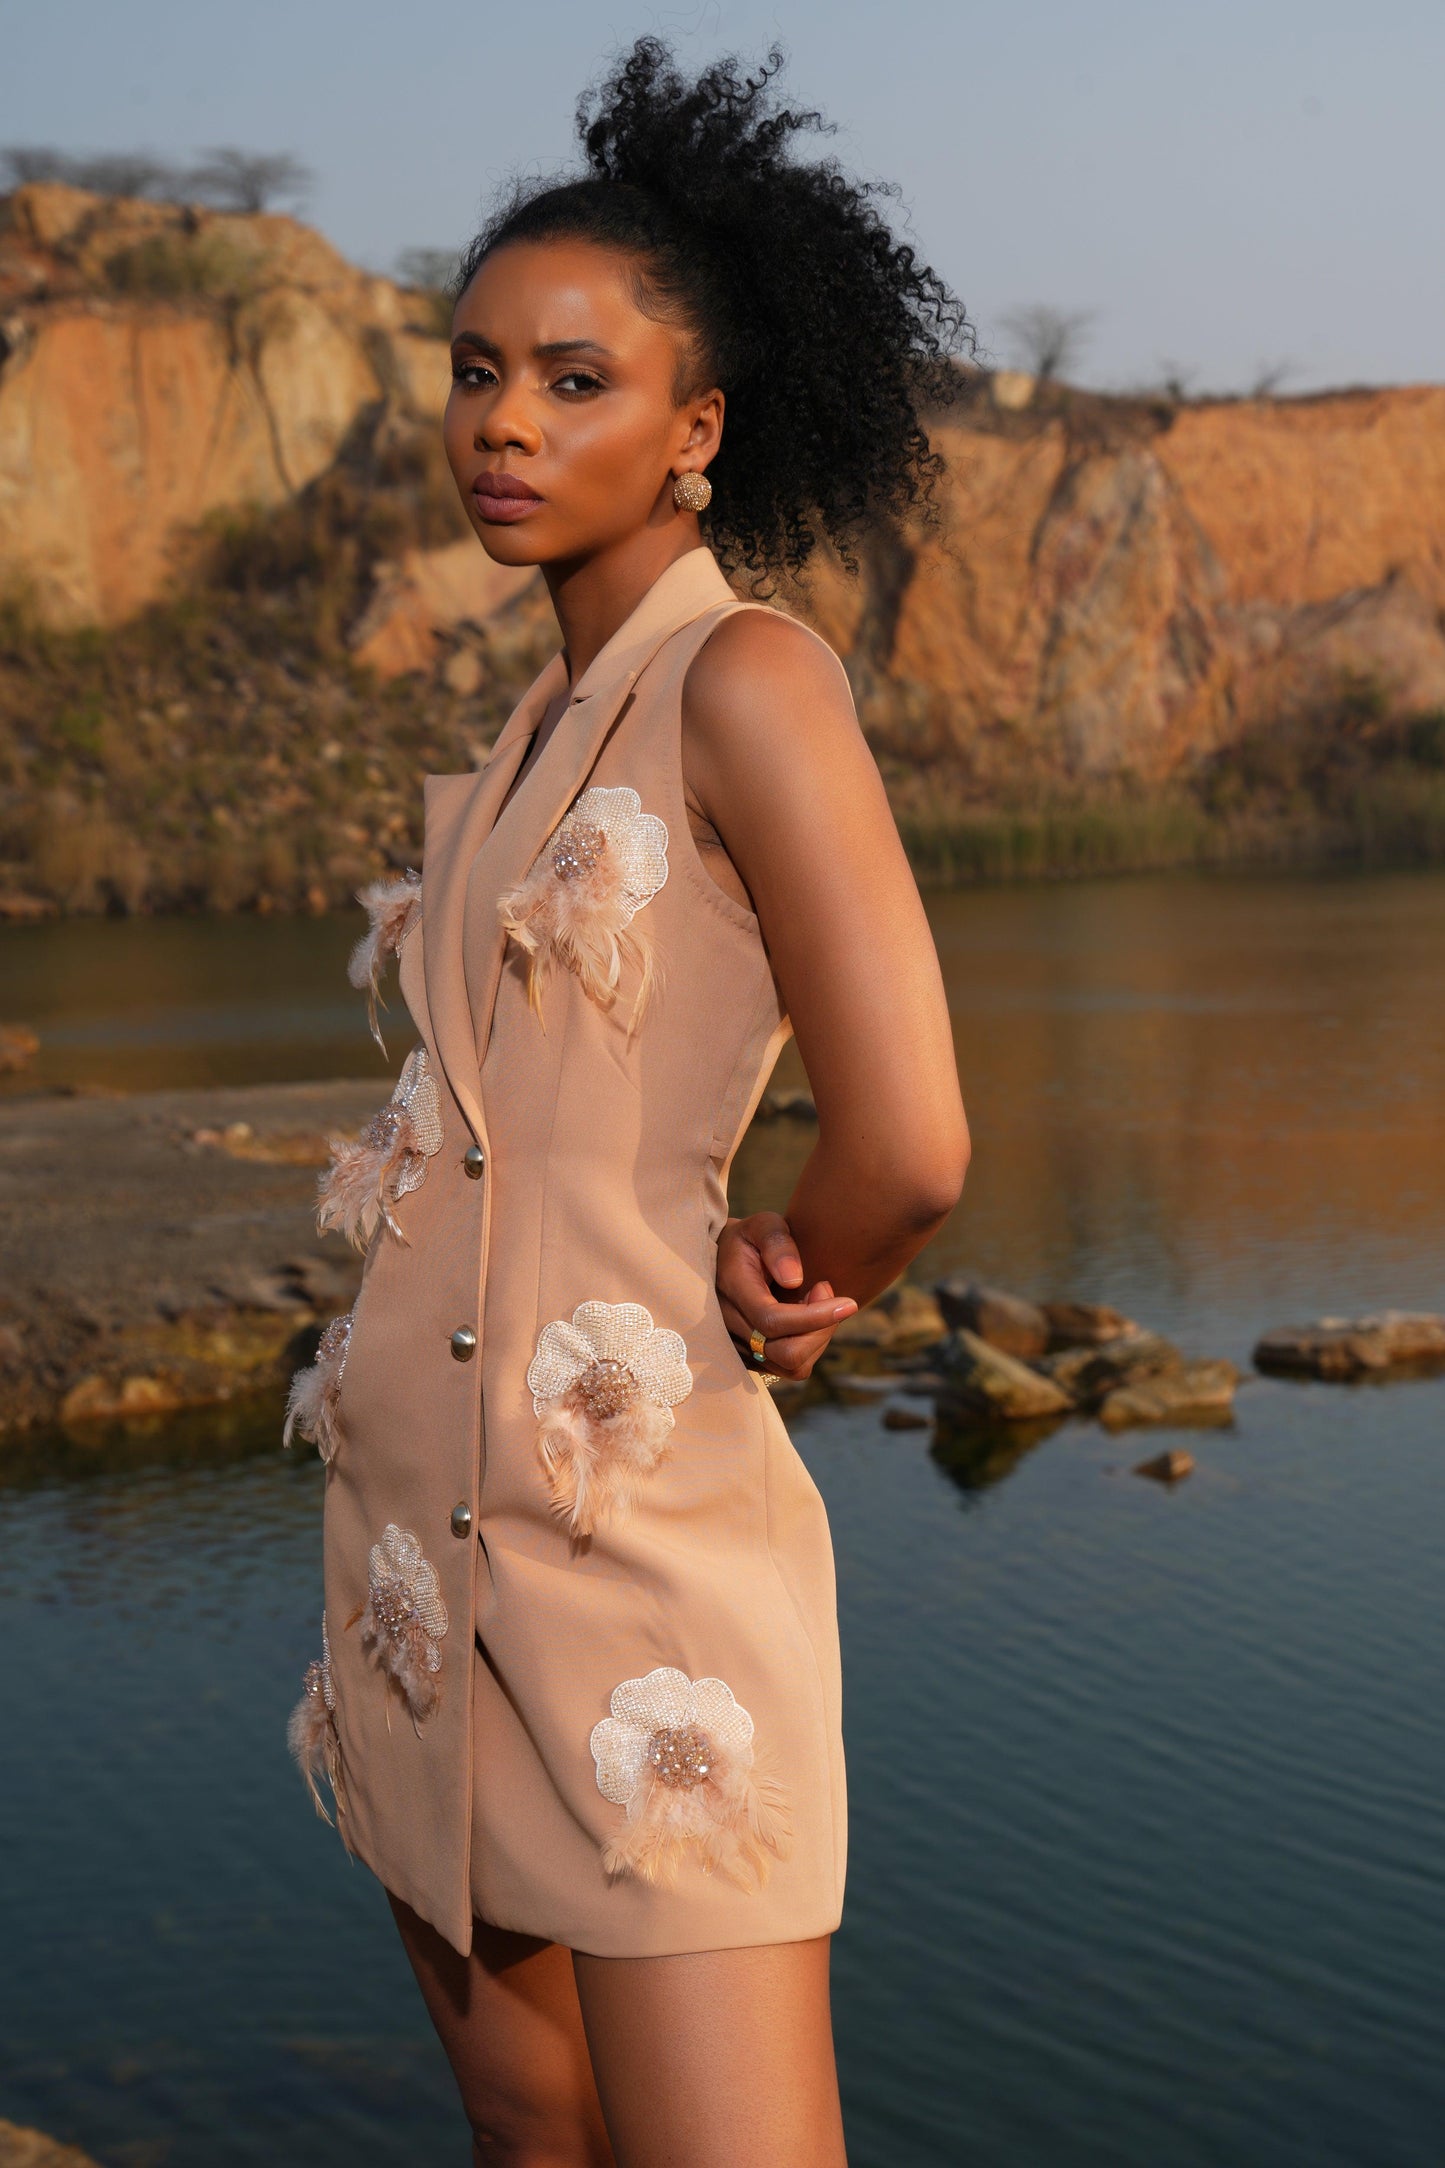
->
<box><xmin>678</xmin><ymin>387</ymin><xmax>724</xmax><ymax>473</ymax></box>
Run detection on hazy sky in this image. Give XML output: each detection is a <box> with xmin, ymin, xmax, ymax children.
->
<box><xmin>4</xmin><ymin>0</ymin><xmax>1439</xmax><ymax>394</ymax></box>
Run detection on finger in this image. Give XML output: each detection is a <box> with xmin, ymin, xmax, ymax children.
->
<box><xmin>754</xmin><ymin>1296</ymin><xmax>857</xmax><ymax>1338</ymax></box>
<box><xmin>716</xmin><ymin>1234</ymin><xmax>778</xmax><ymax>1313</ymax></box>
<box><xmin>754</xmin><ymin>1218</ymin><xmax>804</xmax><ymax>1289</ymax></box>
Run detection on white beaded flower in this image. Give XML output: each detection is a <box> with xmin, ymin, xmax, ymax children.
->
<box><xmin>317</xmin><ymin>1044</ymin><xmax>443</xmax><ymax>1249</ymax></box>
<box><xmin>359</xmin><ymin>1523</ymin><xmax>449</xmax><ymax>1726</ymax></box>
<box><xmin>282</xmin><ymin>1308</ymin><xmax>352</xmax><ymax>1461</ymax></box>
<box><xmin>526</xmin><ymin>1301</ymin><xmax>693</xmax><ymax>1536</ymax></box>
<box><xmin>590</xmin><ymin>1667</ymin><xmax>789</xmax><ymax>1889</ymax></box>
<box><xmin>498</xmin><ymin>786</ymin><xmax>669</xmax><ymax>1031</ymax></box>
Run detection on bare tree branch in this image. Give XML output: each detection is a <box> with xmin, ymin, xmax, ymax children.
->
<box><xmin>999</xmin><ymin>304</ymin><xmax>1095</xmax><ymax>382</ymax></box>
<box><xmin>186</xmin><ymin>150</ymin><xmax>314</xmax><ymax>214</ymax></box>
<box><xmin>395</xmin><ymin>247</ymin><xmax>459</xmax><ymax>293</ymax></box>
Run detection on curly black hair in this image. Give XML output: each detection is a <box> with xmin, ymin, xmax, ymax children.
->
<box><xmin>453</xmin><ymin>38</ymin><xmax>972</xmax><ymax>580</ymax></box>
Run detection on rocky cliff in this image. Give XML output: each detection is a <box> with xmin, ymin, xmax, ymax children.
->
<box><xmin>1</xmin><ymin>185</ymin><xmax>1442</xmax><ymax>910</ymax></box>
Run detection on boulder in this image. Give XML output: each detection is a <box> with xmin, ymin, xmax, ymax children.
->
<box><xmin>935</xmin><ymin>1329</ymin><xmax>1075</xmax><ymax>1422</ymax></box>
<box><xmin>882</xmin><ymin>1405</ymin><xmax>932</xmax><ymax>1431</ymax></box>
<box><xmin>1042</xmin><ymin>1299</ymin><xmax>1136</xmax><ymax>1348</ymax></box>
<box><xmin>0</xmin><ymin>1024</ymin><xmax>39</xmax><ymax>1072</ymax></box>
<box><xmin>1098</xmin><ymin>1360</ymin><xmax>1239</xmax><ymax>1430</ymax></box>
<box><xmin>1253</xmin><ymin>1313</ymin><xmax>1445</xmax><ymax>1379</ymax></box>
<box><xmin>933</xmin><ymin>1278</ymin><xmax>1049</xmax><ymax>1360</ymax></box>
<box><xmin>0</xmin><ymin>2121</ymin><xmax>104</xmax><ymax>2168</ymax></box>
<box><xmin>873</xmin><ymin>1281</ymin><xmax>947</xmax><ymax>1349</ymax></box>
<box><xmin>1038</xmin><ymin>1328</ymin><xmax>1182</xmax><ymax>1407</ymax></box>
<box><xmin>828</xmin><ymin>1304</ymin><xmax>896</xmax><ymax>1350</ymax></box>
<box><xmin>1133</xmin><ymin>1448</ymin><xmax>1195</xmax><ymax>1483</ymax></box>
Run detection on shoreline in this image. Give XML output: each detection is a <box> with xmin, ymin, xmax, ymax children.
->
<box><xmin>0</xmin><ymin>1078</ymin><xmax>376</xmax><ymax>1438</ymax></box>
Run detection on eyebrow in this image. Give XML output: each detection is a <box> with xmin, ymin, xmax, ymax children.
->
<box><xmin>450</xmin><ymin>332</ymin><xmax>616</xmax><ymax>360</ymax></box>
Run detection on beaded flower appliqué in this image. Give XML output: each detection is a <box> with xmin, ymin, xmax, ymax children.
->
<box><xmin>498</xmin><ymin>785</ymin><xmax>668</xmax><ymax>1031</ymax></box>
<box><xmin>526</xmin><ymin>1301</ymin><xmax>693</xmax><ymax>1537</ymax></box>
<box><xmin>288</xmin><ymin>1615</ymin><xmax>351</xmax><ymax>1838</ymax></box>
<box><xmin>316</xmin><ymin>1044</ymin><xmax>443</xmax><ymax>1249</ymax></box>
<box><xmin>282</xmin><ymin>1308</ymin><xmax>352</xmax><ymax>1461</ymax></box>
<box><xmin>348</xmin><ymin>869</ymin><xmax>422</xmax><ymax>1054</ymax></box>
<box><xmin>358</xmin><ymin>1523</ymin><xmax>449</xmax><ymax>1727</ymax></box>
<box><xmin>590</xmin><ymin>1667</ymin><xmax>790</xmax><ymax>1889</ymax></box>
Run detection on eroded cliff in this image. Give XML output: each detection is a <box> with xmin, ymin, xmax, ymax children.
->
<box><xmin>1</xmin><ymin>186</ymin><xmax>1442</xmax><ymax>909</ymax></box>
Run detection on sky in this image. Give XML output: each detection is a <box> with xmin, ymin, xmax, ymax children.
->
<box><xmin>3</xmin><ymin>0</ymin><xmax>1440</xmax><ymax>395</ymax></box>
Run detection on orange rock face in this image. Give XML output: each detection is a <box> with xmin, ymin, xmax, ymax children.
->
<box><xmin>0</xmin><ymin>185</ymin><xmax>444</xmax><ymax>625</ymax></box>
<box><xmin>3</xmin><ymin>186</ymin><xmax>1442</xmax><ymax>779</ymax></box>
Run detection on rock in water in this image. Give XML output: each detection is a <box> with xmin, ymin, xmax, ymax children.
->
<box><xmin>1253</xmin><ymin>1313</ymin><xmax>1445</xmax><ymax>1379</ymax></box>
<box><xmin>0</xmin><ymin>2120</ymin><xmax>105</xmax><ymax>2168</ymax></box>
<box><xmin>882</xmin><ymin>1405</ymin><xmax>932</xmax><ymax>1431</ymax></box>
<box><xmin>0</xmin><ymin>1024</ymin><xmax>40</xmax><ymax>1073</ymax></box>
<box><xmin>875</xmin><ymin>1281</ymin><xmax>948</xmax><ymax>1348</ymax></box>
<box><xmin>936</xmin><ymin>1329</ymin><xmax>1075</xmax><ymax>1422</ymax></box>
<box><xmin>932</xmin><ymin>1279</ymin><xmax>1050</xmax><ymax>1360</ymax></box>
<box><xmin>1042</xmin><ymin>1299</ymin><xmax>1137</xmax><ymax>1348</ymax></box>
<box><xmin>1098</xmin><ymin>1360</ymin><xmax>1239</xmax><ymax>1430</ymax></box>
<box><xmin>1133</xmin><ymin>1448</ymin><xmax>1195</xmax><ymax>1482</ymax></box>
<box><xmin>1037</xmin><ymin>1329</ymin><xmax>1182</xmax><ymax>1407</ymax></box>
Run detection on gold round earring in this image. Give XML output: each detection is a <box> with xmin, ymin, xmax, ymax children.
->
<box><xmin>672</xmin><ymin>471</ymin><xmax>713</xmax><ymax>513</ymax></box>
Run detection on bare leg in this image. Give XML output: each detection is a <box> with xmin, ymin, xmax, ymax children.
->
<box><xmin>572</xmin><ymin>1936</ymin><xmax>847</xmax><ymax>2168</ymax></box>
<box><xmin>389</xmin><ymin>1893</ymin><xmax>615</xmax><ymax>2167</ymax></box>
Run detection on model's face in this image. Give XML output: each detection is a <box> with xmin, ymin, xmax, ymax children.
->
<box><xmin>444</xmin><ymin>239</ymin><xmax>721</xmax><ymax>568</ymax></box>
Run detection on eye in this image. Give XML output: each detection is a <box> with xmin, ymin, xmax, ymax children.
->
<box><xmin>554</xmin><ymin>370</ymin><xmax>605</xmax><ymax>398</ymax></box>
<box><xmin>451</xmin><ymin>358</ymin><xmax>498</xmax><ymax>389</ymax></box>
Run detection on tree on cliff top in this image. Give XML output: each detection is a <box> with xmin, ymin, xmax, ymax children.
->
<box><xmin>186</xmin><ymin>149</ymin><xmax>314</xmax><ymax>214</ymax></box>
<box><xmin>1</xmin><ymin>144</ymin><xmax>314</xmax><ymax>213</ymax></box>
<box><xmin>1000</xmin><ymin>303</ymin><xmax>1095</xmax><ymax>382</ymax></box>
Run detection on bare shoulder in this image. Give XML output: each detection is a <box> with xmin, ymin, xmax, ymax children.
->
<box><xmin>682</xmin><ymin>605</ymin><xmax>859</xmax><ymax>759</ymax></box>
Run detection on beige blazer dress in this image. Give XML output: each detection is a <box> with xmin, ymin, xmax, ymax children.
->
<box><xmin>286</xmin><ymin>546</ymin><xmax>847</xmax><ymax>1958</ymax></box>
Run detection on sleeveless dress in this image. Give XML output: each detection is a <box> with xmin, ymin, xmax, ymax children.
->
<box><xmin>286</xmin><ymin>546</ymin><xmax>847</xmax><ymax>1959</ymax></box>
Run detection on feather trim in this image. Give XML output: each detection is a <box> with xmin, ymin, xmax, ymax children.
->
<box><xmin>288</xmin><ymin>1628</ymin><xmax>351</xmax><ymax>1838</ymax></box>
<box><xmin>601</xmin><ymin>1759</ymin><xmax>792</xmax><ymax>1893</ymax></box>
<box><xmin>538</xmin><ymin>1394</ymin><xmax>675</xmax><ymax>1538</ymax></box>
<box><xmin>590</xmin><ymin>1668</ymin><xmax>790</xmax><ymax>1891</ymax></box>
<box><xmin>498</xmin><ymin>787</ymin><xmax>667</xmax><ymax>1035</ymax></box>
<box><xmin>316</xmin><ymin>1047</ymin><xmax>442</xmax><ymax>1250</ymax></box>
<box><xmin>348</xmin><ymin>869</ymin><xmax>422</xmax><ymax>1053</ymax></box>
<box><xmin>282</xmin><ymin>1310</ymin><xmax>352</xmax><ymax>1459</ymax></box>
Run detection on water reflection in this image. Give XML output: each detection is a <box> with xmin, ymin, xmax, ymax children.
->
<box><xmin>5</xmin><ymin>871</ymin><xmax>1445</xmax><ymax>2165</ymax></box>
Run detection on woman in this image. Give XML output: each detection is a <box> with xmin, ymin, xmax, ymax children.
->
<box><xmin>286</xmin><ymin>40</ymin><xmax>969</xmax><ymax>2167</ymax></box>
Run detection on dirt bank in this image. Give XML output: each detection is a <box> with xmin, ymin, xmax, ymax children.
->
<box><xmin>0</xmin><ymin>1078</ymin><xmax>377</xmax><ymax>1435</ymax></box>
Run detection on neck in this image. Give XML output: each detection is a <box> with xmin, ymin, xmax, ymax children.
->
<box><xmin>543</xmin><ymin>520</ymin><xmax>703</xmax><ymax>686</ymax></box>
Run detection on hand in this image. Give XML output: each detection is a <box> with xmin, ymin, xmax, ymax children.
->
<box><xmin>716</xmin><ymin>1211</ymin><xmax>858</xmax><ymax>1382</ymax></box>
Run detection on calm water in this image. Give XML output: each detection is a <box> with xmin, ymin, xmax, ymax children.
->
<box><xmin>3</xmin><ymin>872</ymin><xmax>1444</xmax><ymax>2166</ymax></box>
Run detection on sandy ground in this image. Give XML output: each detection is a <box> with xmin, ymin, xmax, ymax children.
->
<box><xmin>0</xmin><ymin>1079</ymin><xmax>379</xmax><ymax>1435</ymax></box>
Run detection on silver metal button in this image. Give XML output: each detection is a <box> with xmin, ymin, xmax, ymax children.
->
<box><xmin>449</xmin><ymin>1501</ymin><xmax>473</xmax><ymax>1539</ymax></box>
<box><xmin>463</xmin><ymin>1144</ymin><xmax>485</xmax><ymax>1179</ymax></box>
<box><xmin>449</xmin><ymin>1326</ymin><xmax>477</xmax><ymax>1362</ymax></box>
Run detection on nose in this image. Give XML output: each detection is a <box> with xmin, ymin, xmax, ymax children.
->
<box><xmin>477</xmin><ymin>383</ymin><xmax>542</xmax><ymax>456</ymax></box>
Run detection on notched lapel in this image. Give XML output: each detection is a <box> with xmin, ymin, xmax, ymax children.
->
<box><xmin>460</xmin><ymin>679</ymin><xmax>641</xmax><ymax>1071</ymax></box>
<box><xmin>420</xmin><ymin>744</ymin><xmax>534</xmax><ymax>1146</ymax></box>
<box><xmin>421</xmin><ymin>549</ymin><xmax>739</xmax><ymax>1140</ymax></box>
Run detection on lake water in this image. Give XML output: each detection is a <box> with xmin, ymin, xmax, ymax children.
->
<box><xmin>3</xmin><ymin>872</ymin><xmax>1444</xmax><ymax>2166</ymax></box>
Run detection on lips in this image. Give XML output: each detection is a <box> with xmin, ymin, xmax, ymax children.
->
<box><xmin>472</xmin><ymin>470</ymin><xmax>543</xmax><ymax>524</ymax></box>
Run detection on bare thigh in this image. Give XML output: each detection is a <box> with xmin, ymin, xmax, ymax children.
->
<box><xmin>573</xmin><ymin>1936</ymin><xmax>847</xmax><ymax>2168</ymax></box>
<box><xmin>388</xmin><ymin>1893</ymin><xmax>614</xmax><ymax>2167</ymax></box>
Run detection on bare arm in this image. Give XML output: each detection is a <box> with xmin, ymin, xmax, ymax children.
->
<box><xmin>685</xmin><ymin>609</ymin><xmax>969</xmax><ymax>1331</ymax></box>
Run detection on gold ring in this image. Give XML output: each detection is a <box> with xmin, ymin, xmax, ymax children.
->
<box><xmin>749</xmin><ymin>1327</ymin><xmax>767</xmax><ymax>1362</ymax></box>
